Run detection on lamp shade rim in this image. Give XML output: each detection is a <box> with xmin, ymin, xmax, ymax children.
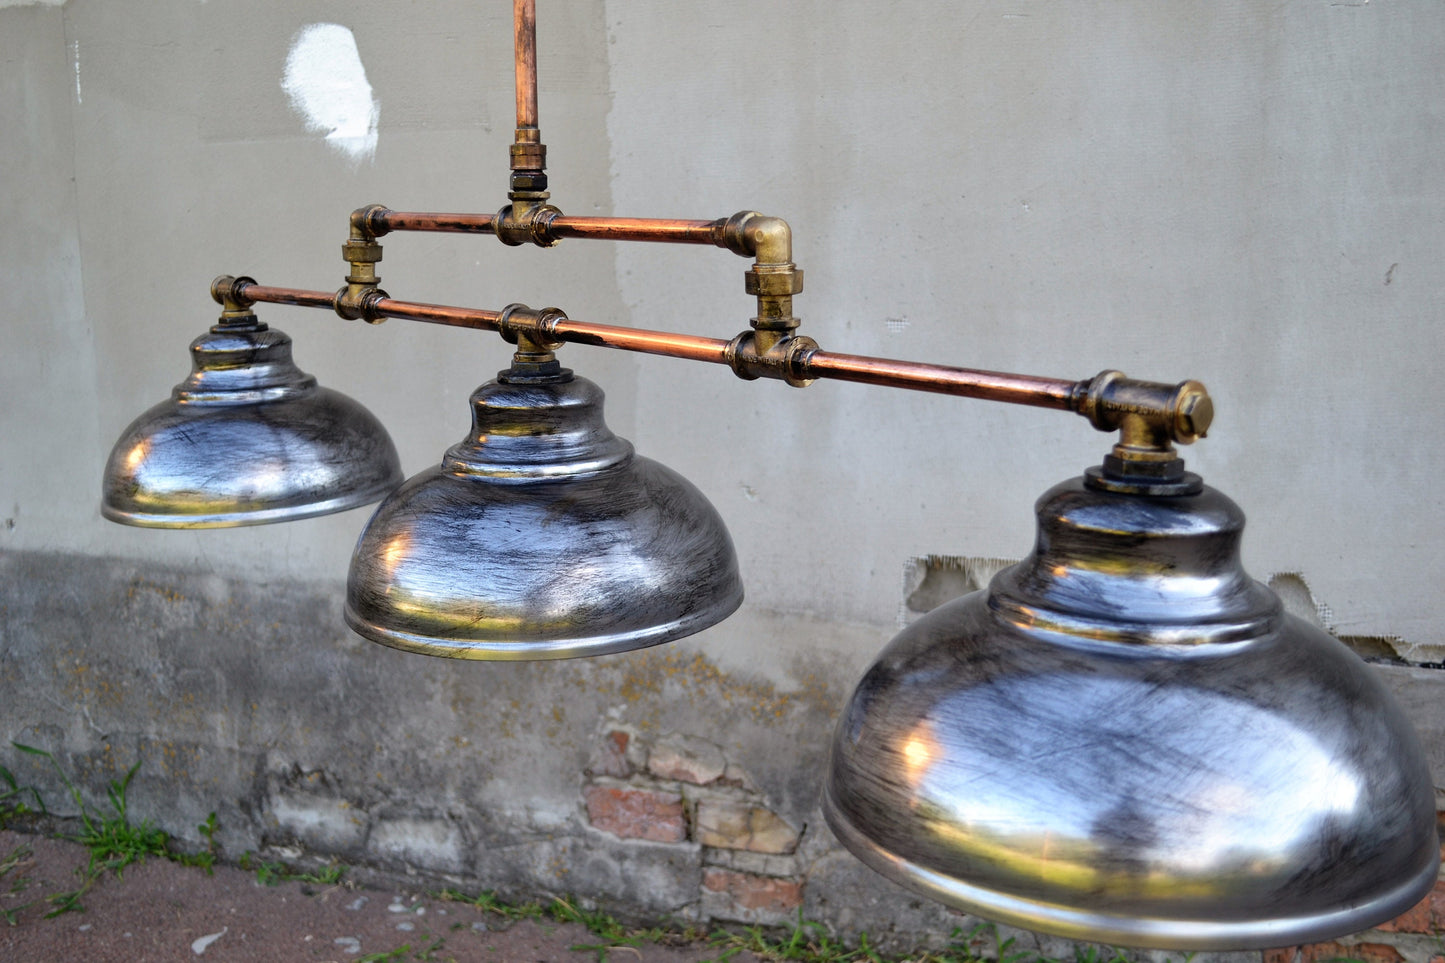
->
<box><xmin>343</xmin><ymin>584</ymin><xmax>743</xmax><ymax>661</ymax></box>
<box><xmin>100</xmin><ymin>477</ymin><xmax>400</xmax><ymax>529</ymax></box>
<box><xmin>822</xmin><ymin>784</ymin><xmax>1440</xmax><ymax>951</ymax></box>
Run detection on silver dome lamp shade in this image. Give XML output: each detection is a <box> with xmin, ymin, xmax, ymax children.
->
<box><xmin>102</xmin><ymin>282</ymin><xmax>403</xmax><ymax>528</ymax></box>
<box><xmin>343</xmin><ymin>343</ymin><xmax>743</xmax><ymax>661</ymax></box>
<box><xmin>824</xmin><ymin>451</ymin><xmax>1440</xmax><ymax>950</ymax></box>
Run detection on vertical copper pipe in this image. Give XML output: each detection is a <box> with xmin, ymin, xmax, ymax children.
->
<box><xmin>514</xmin><ymin>0</ymin><xmax>538</xmax><ymax>134</ymax></box>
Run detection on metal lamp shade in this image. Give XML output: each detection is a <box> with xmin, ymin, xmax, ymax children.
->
<box><xmin>344</xmin><ymin>369</ymin><xmax>743</xmax><ymax>660</ymax></box>
<box><xmin>102</xmin><ymin>318</ymin><xmax>402</xmax><ymax>528</ymax></box>
<box><xmin>825</xmin><ymin>476</ymin><xmax>1440</xmax><ymax>950</ymax></box>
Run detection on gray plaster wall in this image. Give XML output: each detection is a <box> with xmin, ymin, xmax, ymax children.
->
<box><xmin>3</xmin><ymin>0</ymin><xmax>1444</xmax><ymax>956</ymax></box>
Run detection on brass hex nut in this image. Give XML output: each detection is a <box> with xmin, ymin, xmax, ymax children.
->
<box><xmin>342</xmin><ymin>239</ymin><xmax>383</xmax><ymax>263</ymax></box>
<box><xmin>744</xmin><ymin>266</ymin><xmax>804</xmax><ymax>296</ymax></box>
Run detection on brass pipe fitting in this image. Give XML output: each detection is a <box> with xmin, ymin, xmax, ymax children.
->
<box><xmin>719</xmin><ymin>211</ymin><xmax>805</xmax><ymax>349</ymax></box>
<box><xmin>350</xmin><ymin>204</ymin><xmax>392</xmax><ymax>239</ymax></box>
<box><xmin>210</xmin><ymin>275</ymin><xmax>259</xmax><ymax>324</ymax></box>
<box><xmin>338</xmin><ymin>205</ymin><xmax>390</xmax><ymax>323</ymax></box>
<box><xmin>725</xmin><ymin>331</ymin><xmax>818</xmax><ymax>387</ymax></box>
<box><xmin>494</xmin><ymin>203</ymin><xmax>563</xmax><ymax>247</ymax></box>
<box><xmin>1079</xmin><ymin>370</ymin><xmax>1213</xmax><ymax>449</ymax></box>
<box><xmin>1077</xmin><ymin>370</ymin><xmax>1214</xmax><ymax>495</ymax></box>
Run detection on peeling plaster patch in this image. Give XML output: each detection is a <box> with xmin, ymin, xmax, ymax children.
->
<box><xmin>901</xmin><ymin>555</ymin><xmax>1015</xmax><ymax>626</ymax></box>
<box><xmin>70</xmin><ymin>41</ymin><xmax>80</xmax><ymax>104</ymax></box>
<box><xmin>281</xmin><ymin>24</ymin><xmax>378</xmax><ymax>164</ymax></box>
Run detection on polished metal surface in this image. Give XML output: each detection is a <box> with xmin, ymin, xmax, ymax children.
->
<box><xmin>344</xmin><ymin>369</ymin><xmax>743</xmax><ymax>660</ymax></box>
<box><xmin>825</xmin><ymin>477</ymin><xmax>1440</xmax><ymax>950</ymax></box>
<box><xmin>102</xmin><ymin>317</ymin><xmax>402</xmax><ymax>528</ymax></box>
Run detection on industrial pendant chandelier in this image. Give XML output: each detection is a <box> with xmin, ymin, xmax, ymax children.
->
<box><xmin>101</xmin><ymin>1</ymin><xmax>1440</xmax><ymax>950</ymax></box>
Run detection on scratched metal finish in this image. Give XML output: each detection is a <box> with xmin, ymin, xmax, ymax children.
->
<box><xmin>102</xmin><ymin>322</ymin><xmax>402</xmax><ymax>528</ymax></box>
<box><xmin>345</xmin><ymin>372</ymin><xmax>743</xmax><ymax>660</ymax></box>
<box><xmin>826</xmin><ymin>478</ymin><xmax>1439</xmax><ymax>949</ymax></box>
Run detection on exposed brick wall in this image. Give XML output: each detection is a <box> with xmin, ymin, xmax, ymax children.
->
<box><xmin>582</xmin><ymin>726</ymin><xmax>804</xmax><ymax>924</ymax></box>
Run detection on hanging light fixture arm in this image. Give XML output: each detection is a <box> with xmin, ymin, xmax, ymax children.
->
<box><xmin>212</xmin><ymin>275</ymin><xmax>1211</xmax><ymax>454</ymax></box>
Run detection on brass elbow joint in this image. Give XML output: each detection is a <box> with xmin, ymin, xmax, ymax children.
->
<box><xmin>721</xmin><ymin>211</ymin><xmax>805</xmax><ymax>349</ymax></box>
<box><xmin>340</xmin><ymin>205</ymin><xmax>389</xmax><ymax>322</ymax></box>
<box><xmin>725</xmin><ymin>331</ymin><xmax>818</xmax><ymax>387</ymax></box>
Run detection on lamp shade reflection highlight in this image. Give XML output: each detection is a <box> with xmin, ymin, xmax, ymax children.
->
<box><xmin>824</xmin><ymin>476</ymin><xmax>1440</xmax><ymax>950</ymax></box>
<box><xmin>344</xmin><ymin>367</ymin><xmax>743</xmax><ymax>660</ymax></box>
<box><xmin>102</xmin><ymin>316</ymin><xmax>402</xmax><ymax>528</ymax></box>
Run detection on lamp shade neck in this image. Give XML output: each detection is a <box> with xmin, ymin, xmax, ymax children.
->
<box><xmin>443</xmin><ymin>375</ymin><xmax>633</xmax><ymax>480</ymax></box>
<box><xmin>989</xmin><ymin>479</ymin><xmax>1282</xmax><ymax>649</ymax></box>
<box><xmin>174</xmin><ymin>323</ymin><xmax>317</xmax><ymax>405</ymax></box>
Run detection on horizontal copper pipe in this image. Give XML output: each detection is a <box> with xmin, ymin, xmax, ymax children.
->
<box><xmin>545</xmin><ymin>216</ymin><xmax>724</xmax><ymax>245</ymax></box>
<box><xmin>231</xmin><ymin>281</ymin><xmax>1087</xmax><ymax>411</ymax></box>
<box><xmin>375</xmin><ymin>211</ymin><xmax>496</xmax><ymax>234</ymax></box>
<box><xmin>374</xmin><ymin>298</ymin><xmax>503</xmax><ymax>331</ymax></box>
<box><xmin>237</xmin><ymin>284</ymin><xmax>337</xmax><ymax>311</ymax></box>
<box><xmin>804</xmin><ymin>350</ymin><xmax>1080</xmax><ymax>411</ymax></box>
<box><xmin>550</xmin><ymin>317</ymin><xmax>731</xmax><ymax>364</ymax></box>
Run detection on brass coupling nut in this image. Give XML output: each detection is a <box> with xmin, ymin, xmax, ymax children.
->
<box><xmin>725</xmin><ymin>332</ymin><xmax>818</xmax><ymax>387</ymax></box>
<box><xmin>334</xmin><ymin>285</ymin><xmax>390</xmax><ymax>325</ymax></box>
<box><xmin>745</xmin><ymin>262</ymin><xmax>805</xmax><ymax>298</ymax></box>
<box><xmin>342</xmin><ymin>237</ymin><xmax>384</xmax><ymax>285</ymax></box>
<box><xmin>494</xmin><ymin>203</ymin><xmax>562</xmax><ymax>247</ymax></box>
<box><xmin>498</xmin><ymin>303</ymin><xmax>567</xmax><ymax>353</ymax></box>
<box><xmin>510</xmin><ymin>141</ymin><xmax>546</xmax><ymax>171</ymax></box>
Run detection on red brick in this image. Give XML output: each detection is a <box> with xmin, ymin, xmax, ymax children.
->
<box><xmin>1375</xmin><ymin>893</ymin><xmax>1432</xmax><ymax>933</ymax></box>
<box><xmin>1430</xmin><ymin>876</ymin><xmax>1445</xmax><ymax>932</ymax></box>
<box><xmin>702</xmin><ymin>868</ymin><xmax>803</xmax><ymax>913</ymax></box>
<box><xmin>584</xmin><ymin>784</ymin><xmax>685</xmax><ymax>843</ymax></box>
<box><xmin>1269</xmin><ymin>943</ymin><xmax>1407</xmax><ymax>963</ymax></box>
<box><xmin>586</xmin><ymin>731</ymin><xmax>632</xmax><ymax>778</ymax></box>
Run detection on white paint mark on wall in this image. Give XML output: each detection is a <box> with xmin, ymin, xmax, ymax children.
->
<box><xmin>281</xmin><ymin>23</ymin><xmax>378</xmax><ymax>164</ymax></box>
<box><xmin>70</xmin><ymin>40</ymin><xmax>81</xmax><ymax>104</ymax></box>
<box><xmin>0</xmin><ymin>0</ymin><xmax>67</xmax><ymax>8</ymax></box>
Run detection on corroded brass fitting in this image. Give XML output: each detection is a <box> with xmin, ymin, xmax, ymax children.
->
<box><xmin>720</xmin><ymin>211</ymin><xmax>805</xmax><ymax>350</ymax></box>
<box><xmin>338</xmin><ymin>205</ymin><xmax>390</xmax><ymax>323</ymax></box>
<box><xmin>210</xmin><ymin>275</ymin><xmax>259</xmax><ymax>324</ymax></box>
<box><xmin>725</xmin><ymin>331</ymin><xmax>818</xmax><ymax>387</ymax></box>
<box><xmin>494</xmin><ymin>203</ymin><xmax>562</xmax><ymax>247</ymax></box>
<box><xmin>1077</xmin><ymin>370</ymin><xmax>1215</xmax><ymax>495</ymax></box>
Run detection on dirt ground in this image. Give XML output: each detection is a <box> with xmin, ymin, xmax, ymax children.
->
<box><xmin>0</xmin><ymin>829</ymin><xmax>761</xmax><ymax>963</ymax></box>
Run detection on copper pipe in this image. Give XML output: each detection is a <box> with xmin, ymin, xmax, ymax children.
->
<box><xmin>236</xmin><ymin>283</ymin><xmax>337</xmax><ymax>311</ymax></box>
<box><xmin>374</xmin><ymin>298</ymin><xmax>503</xmax><ymax>332</ymax></box>
<box><xmin>514</xmin><ymin>0</ymin><xmax>538</xmax><ymax>134</ymax></box>
<box><xmin>229</xmin><ymin>282</ymin><xmax>1089</xmax><ymax>410</ymax></box>
<box><xmin>545</xmin><ymin>216</ymin><xmax>725</xmax><ymax>245</ymax></box>
<box><xmin>549</xmin><ymin>317</ymin><xmax>731</xmax><ymax>364</ymax></box>
<box><xmin>376</xmin><ymin>211</ymin><xmax>496</xmax><ymax>234</ymax></box>
<box><xmin>804</xmin><ymin>350</ymin><xmax>1080</xmax><ymax>411</ymax></box>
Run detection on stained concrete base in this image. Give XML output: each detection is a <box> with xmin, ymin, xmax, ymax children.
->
<box><xmin>2</xmin><ymin>548</ymin><xmax>1439</xmax><ymax>962</ymax></box>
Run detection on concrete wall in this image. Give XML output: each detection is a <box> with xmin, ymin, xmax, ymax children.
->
<box><xmin>3</xmin><ymin>1</ymin><xmax>1443</xmax><ymax>959</ymax></box>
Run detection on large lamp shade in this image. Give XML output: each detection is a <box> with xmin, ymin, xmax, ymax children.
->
<box><xmin>825</xmin><ymin>475</ymin><xmax>1440</xmax><ymax>950</ymax></box>
<box><xmin>102</xmin><ymin>313</ymin><xmax>402</xmax><ymax>528</ymax></box>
